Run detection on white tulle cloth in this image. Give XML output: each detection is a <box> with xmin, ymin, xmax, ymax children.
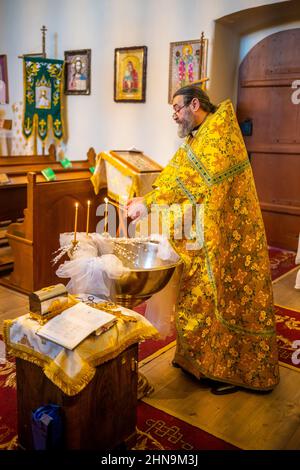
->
<box><xmin>55</xmin><ymin>233</ymin><xmax>129</xmax><ymax>297</ymax></box>
<box><xmin>55</xmin><ymin>233</ymin><xmax>181</xmax><ymax>337</ymax></box>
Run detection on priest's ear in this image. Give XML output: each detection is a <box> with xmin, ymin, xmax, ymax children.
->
<box><xmin>190</xmin><ymin>97</ymin><xmax>201</xmax><ymax>112</ymax></box>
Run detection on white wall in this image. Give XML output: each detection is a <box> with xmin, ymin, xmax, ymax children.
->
<box><xmin>0</xmin><ymin>0</ymin><xmax>286</xmax><ymax>165</ymax></box>
<box><xmin>209</xmin><ymin>22</ymin><xmax>240</xmax><ymax>106</ymax></box>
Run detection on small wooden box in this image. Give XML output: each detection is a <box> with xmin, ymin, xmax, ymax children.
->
<box><xmin>29</xmin><ymin>284</ymin><xmax>68</xmax><ymax>316</ymax></box>
<box><xmin>16</xmin><ymin>344</ymin><xmax>138</xmax><ymax>450</ymax></box>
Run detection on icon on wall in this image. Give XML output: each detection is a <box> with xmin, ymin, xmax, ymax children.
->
<box><xmin>0</xmin><ymin>55</ymin><xmax>9</xmax><ymax>104</ymax></box>
<box><xmin>114</xmin><ymin>46</ymin><xmax>147</xmax><ymax>103</ymax></box>
<box><xmin>168</xmin><ymin>36</ymin><xmax>208</xmax><ymax>103</ymax></box>
<box><xmin>64</xmin><ymin>49</ymin><xmax>91</xmax><ymax>95</ymax></box>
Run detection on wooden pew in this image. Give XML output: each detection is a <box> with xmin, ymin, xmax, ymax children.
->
<box><xmin>4</xmin><ymin>171</ymin><xmax>106</xmax><ymax>293</ymax></box>
<box><xmin>0</xmin><ymin>145</ymin><xmax>96</xmax><ymax>224</ymax></box>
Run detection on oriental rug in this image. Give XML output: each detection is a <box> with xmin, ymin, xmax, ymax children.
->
<box><xmin>134</xmin><ymin>402</ymin><xmax>237</xmax><ymax>450</ymax></box>
<box><xmin>275</xmin><ymin>305</ymin><xmax>300</xmax><ymax>371</ymax></box>
<box><xmin>0</xmin><ymin>247</ymin><xmax>297</xmax><ymax>450</ymax></box>
<box><xmin>269</xmin><ymin>246</ymin><xmax>296</xmax><ymax>281</ymax></box>
<box><xmin>0</xmin><ymin>353</ymin><xmax>17</xmax><ymax>450</ymax></box>
<box><xmin>0</xmin><ymin>342</ymin><xmax>237</xmax><ymax>450</ymax></box>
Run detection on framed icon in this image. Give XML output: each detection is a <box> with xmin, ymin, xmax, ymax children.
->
<box><xmin>0</xmin><ymin>55</ymin><xmax>9</xmax><ymax>104</ymax></box>
<box><xmin>64</xmin><ymin>49</ymin><xmax>91</xmax><ymax>95</ymax></box>
<box><xmin>114</xmin><ymin>46</ymin><xmax>147</xmax><ymax>102</ymax></box>
<box><xmin>168</xmin><ymin>36</ymin><xmax>208</xmax><ymax>103</ymax></box>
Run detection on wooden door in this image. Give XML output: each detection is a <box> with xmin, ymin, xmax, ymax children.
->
<box><xmin>237</xmin><ymin>28</ymin><xmax>300</xmax><ymax>251</ymax></box>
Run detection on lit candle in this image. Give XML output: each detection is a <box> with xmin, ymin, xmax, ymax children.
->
<box><xmin>86</xmin><ymin>200</ymin><xmax>91</xmax><ymax>236</ymax></box>
<box><xmin>104</xmin><ymin>197</ymin><xmax>108</xmax><ymax>233</ymax></box>
<box><xmin>119</xmin><ymin>195</ymin><xmax>128</xmax><ymax>238</ymax></box>
<box><xmin>74</xmin><ymin>202</ymin><xmax>79</xmax><ymax>243</ymax></box>
<box><xmin>122</xmin><ymin>194</ymin><xmax>128</xmax><ymax>206</ymax></box>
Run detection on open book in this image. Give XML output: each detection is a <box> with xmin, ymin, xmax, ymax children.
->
<box><xmin>36</xmin><ymin>302</ymin><xmax>117</xmax><ymax>350</ymax></box>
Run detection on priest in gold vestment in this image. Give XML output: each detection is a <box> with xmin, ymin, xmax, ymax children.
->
<box><xmin>128</xmin><ymin>85</ymin><xmax>279</xmax><ymax>393</ymax></box>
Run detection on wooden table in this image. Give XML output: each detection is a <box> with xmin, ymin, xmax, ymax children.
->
<box><xmin>16</xmin><ymin>343</ymin><xmax>138</xmax><ymax>450</ymax></box>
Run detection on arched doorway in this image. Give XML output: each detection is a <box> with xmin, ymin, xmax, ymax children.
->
<box><xmin>237</xmin><ymin>28</ymin><xmax>300</xmax><ymax>251</ymax></box>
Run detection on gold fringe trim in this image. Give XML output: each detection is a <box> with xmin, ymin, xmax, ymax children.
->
<box><xmin>4</xmin><ymin>320</ymin><xmax>48</xmax><ymax>365</ymax></box>
<box><xmin>44</xmin><ymin>360</ymin><xmax>96</xmax><ymax>397</ymax></box>
<box><xmin>5</xmin><ymin>345</ymin><xmax>48</xmax><ymax>370</ymax></box>
<box><xmin>4</xmin><ymin>318</ymin><xmax>159</xmax><ymax>396</ymax></box>
<box><xmin>88</xmin><ymin>330</ymin><xmax>160</xmax><ymax>367</ymax></box>
<box><xmin>3</xmin><ymin>319</ymin><xmax>13</xmax><ymax>350</ymax></box>
<box><xmin>138</xmin><ymin>372</ymin><xmax>154</xmax><ymax>400</ymax></box>
<box><xmin>5</xmin><ymin>334</ymin><xmax>95</xmax><ymax>396</ymax></box>
<box><xmin>4</xmin><ymin>318</ymin><xmax>95</xmax><ymax>396</ymax></box>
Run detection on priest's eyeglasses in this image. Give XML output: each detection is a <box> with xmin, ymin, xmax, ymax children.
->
<box><xmin>172</xmin><ymin>103</ymin><xmax>188</xmax><ymax>118</ymax></box>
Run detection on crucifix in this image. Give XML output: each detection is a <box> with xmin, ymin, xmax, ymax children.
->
<box><xmin>41</xmin><ymin>25</ymin><xmax>47</xmax><ymax>58</ymax></box>
<box><xmin>18</xmin><ymin>25</ymin><xmax>48</xmax><ymax>155</ymax></box>
<box><xmin>40</xmin><ymin>25</ymin><xmax>47</xmax><ymax>154</ymax></box>
<box><xmin>191</xmin><ymin>32</ymin><xmax>209</xmax><ymax>90</ymax></box>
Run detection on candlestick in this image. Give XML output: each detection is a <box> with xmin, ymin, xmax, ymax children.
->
<box><xmin>86</xmin><ymin>200</ymin><xmax>91</xmax><ymax>236</ymax></box>
<box><xmin>73</xmin><ymin>202</ymin><xmax>78</xmax><ymax>243</ymax></box>
<box><xmin>104</xmin><ymin>197</ymin><xmax>108</xmax><ymax>233</ymax></box>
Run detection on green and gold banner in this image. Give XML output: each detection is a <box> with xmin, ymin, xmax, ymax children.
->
<box><xmin>23</xmin><ymin>57</ymin><xmax>64</xmax><ymax>141</ymax></box>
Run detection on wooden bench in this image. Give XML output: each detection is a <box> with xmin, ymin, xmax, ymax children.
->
<box><xmin>4</xmin><ymin>170</ymin><xmax>106</xmax><ymax>293</ymax></box>
<box><xmin>0</xmin><ymin>145</ymin><xmax>96</xmax><ymax>224</ymax></box>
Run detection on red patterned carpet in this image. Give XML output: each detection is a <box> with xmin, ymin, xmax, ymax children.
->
<box><xmin>0</xmin><ymin>355</ymin><xmax>17</xmax><ymax>450</ymax></box>
<box><xmin>135</xmin><ymin>402</ymin><xmax>237</xmax><ymax>450</ymax></box>
<box><xmin>0</xmin><ymin>351</ymin><xmax>237</xmax><ymax>450</ymax></box>
<box><xmin>0</xmin><ymin>247</ymin><xmax>297</xmax><ymax>450</ymax></box>
<box><xmin>269</xmin><ymin>246</ymin><xmax>296</xmax><ymax>281</ymax></box>
<box><xmin>275</xmin><ymin>305</ymin><xmax>300</xmax><ymax>371</ymax></box>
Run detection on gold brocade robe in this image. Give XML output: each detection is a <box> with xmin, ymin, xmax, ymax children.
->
<box><xmin>144</xmin><ymin>100</ymin><xmax>279</xmax><ymax>390</ymax></box>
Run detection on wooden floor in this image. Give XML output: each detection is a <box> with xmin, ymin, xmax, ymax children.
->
<box><xmin>140</xmin><ymin>345</ymin><xmax>300</xmax><ymax>450</ymax></box>
<box><xmin>273</xmin><ymin>267</ymin><xmax>300</xmax><ymax>311</ymax></box>
<box><xmin>1</xmin><ymin>266</ymin><xmax>300</xmax><ymax>449</ymax></box>
<box><xmin>0</xmin><ymin>285</ymin><xmax>28</xmax><ymax>335</ymax></box>
<box><xmin>139</xmin><ymin>267</ymin><xmax>300</xmax><ymax>450</ymax></box>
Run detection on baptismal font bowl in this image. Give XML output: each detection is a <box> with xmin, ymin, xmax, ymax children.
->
<box><xmin>110</xmin><ymin>239</ymin><xmax>181</xmax><ymax>309</ymax></box>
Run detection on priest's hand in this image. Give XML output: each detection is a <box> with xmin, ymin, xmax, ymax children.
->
<box><xmin>126</xmin><ymin>197</ymin><xmax>147</xmax><ymax>220</ymax></box>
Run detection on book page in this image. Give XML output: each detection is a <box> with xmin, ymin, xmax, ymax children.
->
<box><xmin>36</xmin><ymin>302</ymin><xmax>116</xmax><ymax>350</ymax></box>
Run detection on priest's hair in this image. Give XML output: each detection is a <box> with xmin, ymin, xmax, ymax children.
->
<box><xmin>173</xmin><ymin>85</ymin><xmax>217</xmax><ymax>113</ymax></box>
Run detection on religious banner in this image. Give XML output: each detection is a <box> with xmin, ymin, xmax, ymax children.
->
<box><xmin>23</xmin><ymin>57</ymin><xmax>64</xmax><ymax>141</ymax></box>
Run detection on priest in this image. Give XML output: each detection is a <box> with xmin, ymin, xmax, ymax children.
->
<box><xmin>127</xmin><ymin>84</ymin><xmax>279</xmax><ymax>394</ymax></box>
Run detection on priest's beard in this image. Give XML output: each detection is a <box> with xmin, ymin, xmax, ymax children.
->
<box><xmin>177</xmin><ymin>109</ymin><xmax>197</xmax><ymax>138</ymax></box>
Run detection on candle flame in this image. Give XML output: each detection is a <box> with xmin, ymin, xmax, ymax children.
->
<box><xmin>75</xmin><ymin>202</ymin><xmax>79</xmax><ymax>208</ymax></box>
<box><xmin>87</xmin><ymin>200</ymin><xmax>91</xmax><ymax>205</ymax></box>
<box><xmin>104</xmin><ymin>197</ymin><xmax>109</xmax><ymax>203</ymax></box>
